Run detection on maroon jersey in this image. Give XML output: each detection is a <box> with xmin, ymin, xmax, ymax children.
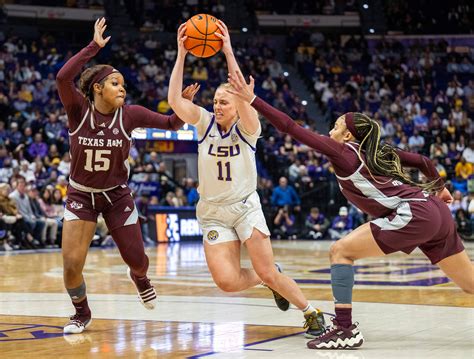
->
<box><xmin>251</xmin><ymin>97</ymin><xmax>442</xmax><ymax>218</ymax></box>
<box><xmin>57</xmin><ymin>41</ymin><xmax>184</xmax><ymax>190</ymax></box>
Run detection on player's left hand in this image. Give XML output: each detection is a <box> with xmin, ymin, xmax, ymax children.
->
<box><xmin>226</xmin><ymin>71</ymin><xmax>255</xmax><ymax>103</ymax></box>
<box><xmin>182</xmin><ymin>83</ymin><xmax>200</xmax><ymax>102</ymax></box>
<box><xmin>93</xmin><ymin>17</ymin><xmax>111</xmax><ymax>48</ymax></box>
<box><xmin>214</xmin><ymin>20</ymin><xmax>231</xmax><ymax>54</ymax></box>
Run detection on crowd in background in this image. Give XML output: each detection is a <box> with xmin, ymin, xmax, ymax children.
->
<box><xmin>0</xmin><ymin>3</ymin><xmax>473</xmax><ymax>251</ymax></box>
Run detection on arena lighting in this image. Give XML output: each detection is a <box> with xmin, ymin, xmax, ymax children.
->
<box><xmin>302</xmin><ymin>100</ymin><xmax>308</xmax><ymax>106</ymax></box>
<box><xmin>369</xmin><ymin>28</ymin><xmax>375</xmax><ymax>34</ymax></box>
<box><xmin>242</xmin><ymin>27</ymin><xmax>248</xmax><ymax>32</ymax></box>
<box><xmin>283</xmin><ymin>71</ymin><xmax>289</xmax><ymax>77</ymax></box>
<box><xmin>363</xmin><ymin>3</ymin><xmax>369</xmax><ymax>9</ymax></box>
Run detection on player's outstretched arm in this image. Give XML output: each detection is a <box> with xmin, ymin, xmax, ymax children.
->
<box><xmin>56</xmin><ymin>18</ymin><xmax>111</xmax><ymax>116</ymax></box>
<box><xmin>227</xmin><ymin>71</ymin><xmax>343</xmax><ymax>159</ymax></box>
<box><xmin>129</xmin><ymin>84</ymin><xmax>201</xmax><ymax>131</ymax></box>
<box><xmin>215</xmin><ymin>21</ymin><xmax>259</xmax><ymax>135</ymax></box>
<box><xmin>168</xmin><ymin>24</ymin><xmax>201</xmax><ymax>125</ymax></box>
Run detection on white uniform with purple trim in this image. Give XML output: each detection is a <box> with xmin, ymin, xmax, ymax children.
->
<box><xmin>195</xmin><ymin>107</ymin><xmax>270</xmax><ymax>244</ymax></box>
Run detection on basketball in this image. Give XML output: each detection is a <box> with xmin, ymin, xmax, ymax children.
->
<box><xmin>184</xmin><ymin>14</ymin><xmax>223</xmax><ymax>58</ymax></box>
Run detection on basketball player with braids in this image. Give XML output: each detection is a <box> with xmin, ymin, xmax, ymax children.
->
<box><xmin>168</xmin><ymin>21</ymin><xmax>327</xmax><ymax>338</ymax></box>
<box><xmin>227</xmin><ymin>71</ymin><xmax>474</xmax><ymax>349</ymax></box>
<box><xmin>56</xmin><ymin>18</ymin><xmax>199</xmax><ymax>334</ymax></box>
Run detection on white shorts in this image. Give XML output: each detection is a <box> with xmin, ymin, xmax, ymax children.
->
<box><xmin>196</xmin><ymin>191</ymin><xmax>271</xmax><ymax>245</ymax></box>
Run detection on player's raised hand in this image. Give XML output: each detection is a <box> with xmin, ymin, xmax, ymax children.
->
<box><xmin>177</xmin><ymin>23</ymin><xmax>188</xmax><ymax>56</ymax></box>
<box><xmin>214</xmin><ymin>20</ymin><xmax>232</xmax><ymax>54</ymax></box>
<box><xmin>93</xmin><ymin>17</ymin><xmax>111</xmax><ymax>48</ymax></box>
<box><xmin>182</xmin><ymin>83</ymin><xmax>200</xmax><ymax>102</ymax></box>
<box><xmin>226</xmin><ymin>70</ymin><xmax>255</xmax><ymax>103</ymax></box>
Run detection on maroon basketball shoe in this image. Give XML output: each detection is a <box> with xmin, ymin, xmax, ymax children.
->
<box><xmin>307</xmin><ymin>319</ymin><xmax>364</xmax><ymax>349</ymax></box>
<box><xmin>63</xmin><ymin>312</ymin><xmax>92</xmax><ymax>334</ymax></box>
<box><xmin>127</xmin><ymin>267</ymin><xmax>157</xmax><ymax>310</ymax></box>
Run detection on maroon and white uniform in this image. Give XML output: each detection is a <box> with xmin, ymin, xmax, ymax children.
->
<box><xmin>57</xmin><ymin>41</ymin><xmax>184</xmax><ymax>230</ymax></box>
<box><xmin>251</xmin><ymin>97</ymin><xmax>464</xmax><ymax>264</ymax></box>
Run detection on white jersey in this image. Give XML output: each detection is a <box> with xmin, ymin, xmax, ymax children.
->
<box><xmin>195</xmin><ymin>107</ymin><xmax>260</xmax><ymax>204</ymax></box>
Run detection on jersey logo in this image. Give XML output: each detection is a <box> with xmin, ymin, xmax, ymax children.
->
<box><xmin>124</xmin><ymin>206</ymin><xmax>132</xmax><ymax>212</ymax></box>
<box><xmin>207</xmin><ymin>230</ymin><xmax>219</xmax><ymax>241</ymax></box>
<box><xmin>99</xmin><ymin>122</ymin><xmax>106</xmax><ymax>127</ymax></box>
<box><xmin>208</xmin><ymin>144</ymin><xmax>240</xmax><ymax>157</ymax></box>
<box><xmin>113</xmin><ymin>128</ymin><xmax>119</xmax><ymax>135</ymax></box>
<box><xmin>209</xmin><ymin>134</ymin><xmax>217</xmax><ymax>138</ymax></box>
<box><xmin>231</xmin><ymin>133</ymin><xmax>239</xmax><ymax>143</ymax></box>
<box><xmin>70</xmin><ymin>201</ymin><xmax>83</xmax><ymax>210</ymax></box>
<box><xmin>97</xmin><ymin>130</ymin><xmax>105</xmax><ymax>136</ymax></box>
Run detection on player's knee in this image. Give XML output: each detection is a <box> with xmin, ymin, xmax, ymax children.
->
<box><xmin>461</xmin><ymin>284</ymin><xmax>474</xmax><ymax>294</ymax></box>
<box><xmin>329</xmin><ymin>241</ymin><xmax>345</xmax><ymax>263</ymax></box>
<box><xmin>255</xmin><ymin>267</ymin><xmax>278</xmax><ymax>288</ymax></box>
<box><xmin>214</xmin><ymin>276</ymin><xmax>239</xmax><ymax>292</ymax></box>
<box><xmin>63</xmin><ymin>256</ymin><xmax>83</xmax><ymax>278</ymax></box>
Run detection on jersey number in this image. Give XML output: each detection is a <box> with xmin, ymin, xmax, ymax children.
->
<box><xmin>217</xmin><ymin>161</ymin><xmax>231</xmax><ymax>181</ymax></box>
<box><xmin>84</xmin><ymin>149</ymin><xmax>111</xmax><ymax>172</ymax></box>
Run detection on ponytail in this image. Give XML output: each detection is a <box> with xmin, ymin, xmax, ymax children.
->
<box><xmin>350</xmin><ymin>112</ymin><xmax>442</xmax><ymax>193</ymax></box>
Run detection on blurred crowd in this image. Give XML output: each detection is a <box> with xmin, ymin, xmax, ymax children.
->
<box><xmin>1</xmin><ymin>16</ymin><xmax>473</xmax><ymax>251</ymax></box>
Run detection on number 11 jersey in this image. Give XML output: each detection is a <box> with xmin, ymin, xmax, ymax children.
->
<box><xmin>196</xmin><ymin>107</ymin><xmax>260</xmax><ymax>204</ymax></box>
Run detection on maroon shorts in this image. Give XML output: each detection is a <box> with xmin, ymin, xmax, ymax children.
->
<box><xmin>370</xmin><ymin>195</ymin><xmax>465</xmax><ymax>264</ymax></box>
<box><xmin>64</xmin><ymin>184</ymin><xmax>138</xmax><ymax>232</ymax></box>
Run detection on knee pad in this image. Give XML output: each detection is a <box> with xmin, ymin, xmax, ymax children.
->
<box><xmin>331</xmin><ymin>264</ymin><xmax>354</xmax><ymax>304</ymax></box>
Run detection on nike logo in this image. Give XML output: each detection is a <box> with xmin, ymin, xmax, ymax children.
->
<box><xmin>209</xmin><ymin>134</ymin><xmax>217</xmax><ymax>138</ymax></box>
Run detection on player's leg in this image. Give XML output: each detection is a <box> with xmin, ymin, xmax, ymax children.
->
<box><xmin>103</xmin><ymin>189</ymin><xmax>156</xmax><ymax>310</ymax></box>
<box><xmin>308</xmin><ymin>222</ymin><xmax>383</xmax><ymax>349</ymax></box>
<box><xmin>245</xmin><ymin>228</ymin><xmax>327</xmax><ymax>337</ymax></box>
<box><xmin>437</xmin><ymin>251</ymin><xmax>474</xmax><ymax>294</ymax></box>
<box><xmin>204</xmin><ymin>238</ymin><xmax>262</xmax><ymax>292</ymax></box>
<box><xmin>109</xmin><ymin>222</ymin><xmax>157</xmax><ymax>309</ymax></box>
<box><xmin>62</xmin><ymin>218</ymin><xmax>97</xmax><ymax>334</ymax></box>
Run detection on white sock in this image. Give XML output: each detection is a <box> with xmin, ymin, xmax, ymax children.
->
<box><xmin>302</xmin><ymin>303</ymin><xmax>318</xmax><ymax>316</ymax></box>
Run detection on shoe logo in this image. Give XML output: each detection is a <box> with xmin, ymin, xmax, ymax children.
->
<box><xmin>97</xmin><ymin>130</ymin><xmax>105</xmax><ymax>136</ymax></box>
<box><xmin>124</xmin><ymin>206</ymin><xmax>132</xmax><ymax>212</ymax></box>
<box><xmin>70</xmin><ymin>201</ymin><xmax>83</xmax><ymax>210</ymax></box>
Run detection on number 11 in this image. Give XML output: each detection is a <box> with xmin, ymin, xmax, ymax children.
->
<box><xmin>217</xmin><ymin>161</ymin><xmax>231</xmax><ymax>181</ymax></box>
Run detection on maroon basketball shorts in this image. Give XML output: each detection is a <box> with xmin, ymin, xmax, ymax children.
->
<box><xmin>370</xmin><ymin>195</ymin><xmax>465</xmax><ymax>264</ymax></box>
<box><xmin>64</xmin><ymin>184</ymin><xmax>138</xmax><ymax>232</ymax></box>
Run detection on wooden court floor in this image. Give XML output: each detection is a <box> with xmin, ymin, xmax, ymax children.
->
<box><xmin>1</xmin><ymin>240</ymin><xmax>473</xmax><ymax>358</ymax></box>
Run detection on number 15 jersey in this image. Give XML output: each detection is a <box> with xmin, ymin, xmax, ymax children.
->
<box><xmin>68</xmin><ymin>104</ymin><xmax>131</xmax><ymax>191</ymax></box>
<box><xmin>196</xmin><ymin>107</ymin><xmax>260</xmax><ymax>204</ymax></box>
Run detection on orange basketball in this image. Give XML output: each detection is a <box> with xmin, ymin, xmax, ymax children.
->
<box><xmin>184</xmin><ymin>14</ymin><xmax>223</xmax><ymax>58</ymax></box>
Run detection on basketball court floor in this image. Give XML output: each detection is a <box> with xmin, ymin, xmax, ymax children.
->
<box><xmin>1</xmin><ymin>240</ymin><xmax>473</xmax><ymax>358</ymax></box>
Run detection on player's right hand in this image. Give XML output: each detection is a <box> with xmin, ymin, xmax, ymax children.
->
<box><xmin>93</xmin><ymin>17</ymin><xmax>111</xmax><ymax>48</ymax></box>
<box><xmin>177</xmin><ymin>23</ymin><xmax>188</xmax><ymax>55</ymax></box>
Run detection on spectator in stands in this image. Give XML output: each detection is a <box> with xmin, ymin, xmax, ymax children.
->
<box><xmin>183</xmin><ymin>177</ymin><xmax>199</xmax><ymax>206</ymax></box>
<box><xmin>28</xmin><ymin>185</ymin><xmax>57</xmax><ymax>247</ymax></box>
<box><xmin>271</xmin><ymin>176</ymin><xmax>301</xmax><ymax>211</ymax></box>
<box><xmin>328</xmin><ymin>206</ymin><xmax>354</xmax><ymax>240</ymax></box>
<box><xmin>8</xmin><ymin>178</ymin><xmax>44</xmax><ymax>246</ymax></box>
<box><xmin>455</xmin><ymin>157</ymin><xmax>473</xmax><ymax>181</ymax></box>
<box><xmin>273</xmin><ymin>205</ymin><xmax>298</xmax><ymax>240</ymax></box>
<box><xmin>27</xmin><ymin>133</ymin><xmax>48</xmax><ymax>159</ymax></box>
<box><xmin>304</xmin><ymin>207</ymin><xmax>330</xmax><ymax>239</ymax></box>
<box><xmin>0</xmin><ymin>182</ymin><xmax>35</xmax><ymax>249</ymax></box>
<box><xmin>462</xmin><ymin>141</ymin><xmax>474</xmax><ymax>164</ymax></box>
